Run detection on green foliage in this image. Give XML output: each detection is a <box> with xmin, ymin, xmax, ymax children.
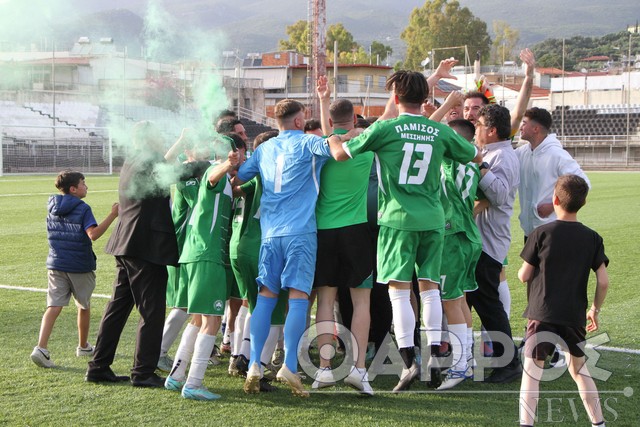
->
<box><xmin>491</xmin><ymin>20</ymin><xmax>520</xmax><ymax>64</ymax></box>
<box><xmin>532</xmin><ymin>31</ymin><xmax>640</xmax><ymax>71</ymax></box>
<box><xmin>371</xmin><ymin>41</ymin><xmax>393</xmax><ymax>64</ymax></box>
<box><xmin>279</xmin><ymin>21</ymin><xmax>393</xmax><ymax>65</ymax></box>
<box><xmin>401</xmin><ymin>0</ymin><xmax>491</xmax><ymax>71</ymax></box>
<box><xmin>327</xmin><ymin>23</ymin><xmax>356</xmax><ymax>55</ymax></box>
<box><xmin>278</xmin><ymin>19</ymin><xmax>310</xmax><ymax>55</ymax></box>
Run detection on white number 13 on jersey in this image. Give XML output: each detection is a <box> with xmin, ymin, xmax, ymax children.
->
<box><xmin>399</xmin><ymin>143</ymin><xmax>433</xmax><ymax>185</ymax></box>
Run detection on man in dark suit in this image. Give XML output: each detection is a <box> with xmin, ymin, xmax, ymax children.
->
<box><xmin>86</xmin><ymin>121</ymin><xmax>188</xmax><ymax>387</ymax></box>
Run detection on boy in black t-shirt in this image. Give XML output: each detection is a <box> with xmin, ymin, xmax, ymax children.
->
<box><xmin>517</xmin><ymin>174</ymin><xmax>609</xmax><ymax>427</ymax></box>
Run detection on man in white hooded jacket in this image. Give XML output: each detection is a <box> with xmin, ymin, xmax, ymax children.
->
<box><xmin>516</xmin><ymin>107</ymin><xmax>590</xmax><ymax>238</ymax></box>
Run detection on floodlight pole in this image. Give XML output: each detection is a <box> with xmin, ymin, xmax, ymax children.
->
<box><xmin>52</xmin><ymin>41</ymin><xmax>56</xmax><ymax>144</ymax></box>
<box><xmin>626</xmin><ymin>32</ymin><xmax>632</xmax><ymax>166</ymax></box>
<box><xmin>561</xmin><ymin>38</ymin><xmax>565</xmax><ymax>140</ymax></box>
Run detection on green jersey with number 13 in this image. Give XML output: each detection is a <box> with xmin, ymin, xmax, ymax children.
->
<box><xmin>346</xmin><ymin>113</ymin><xmax>477</xmax><ymax>231</ymax></box>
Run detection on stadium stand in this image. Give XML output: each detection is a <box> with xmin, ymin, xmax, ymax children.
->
<box><xmin>551</xmin><ymin>104</ymin><xmax>640</xmax><ymax>136</ymax></box>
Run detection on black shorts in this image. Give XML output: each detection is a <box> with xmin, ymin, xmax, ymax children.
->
<box><xmin>524</xmin><ymin>319</ymin><xmax>586</xmax><ymax>359</ymax></box>
<box><xmin>313</xmin><ymin>223</ymin><xmax>373</xmax><ymax>289</ymax></box>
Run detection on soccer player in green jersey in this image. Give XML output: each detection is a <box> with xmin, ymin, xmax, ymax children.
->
<box><xmin>436</xmin><ymin>119</ymin><xmax>483</xmax><ymax>390</ymax></box>
<box><xmin>328</xmin><ymin>71</ymin><xmax>482</xmax><ymax>392</ymax></box>
<box><xmin>164</xmin><ymin>136</ymin><xmax>237</xmax><ymax>401</ymax></box>
<box><xmin>158</xmin><ymin>135</ymin><xmax>211</xmax><ymax>373</ymax></box>
<box><xmin>311</xmin><ymin>76</ymin><xmax>375</xmax><ymax>395</ymax></box>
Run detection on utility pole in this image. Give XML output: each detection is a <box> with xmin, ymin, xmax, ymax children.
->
<box><xmin>311</xmin><ymin>0</ymin><xmax>326</xmax><ymax>118</ymax></box>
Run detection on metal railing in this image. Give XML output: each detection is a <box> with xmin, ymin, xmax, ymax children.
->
<box><xmin>237</xmin><ymin>106</ymin><xmax>277</xmax><ymax>129</ymax></box>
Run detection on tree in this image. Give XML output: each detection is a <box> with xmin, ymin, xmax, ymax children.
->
<box><xmin>279</xmin><ymin>21</ymin><xmax>395</xmax><ymax>65</ymax></box>
<box><xmin>400</xmin><ymin>0</ymin><xmax>491</xmax><ymax>71</ymax></box>
<box><xmin>532</xmin><ymin>31</ymin><xmax>640</xmax><ymax>71</ymax></box>
<box><xmin>371</xmin><ymin>41</ymin><xmax>393</xmax><ymax>65</ymax></box>
<box><xmin>278</xmin><ymin>20</ymin><xmax>310</xmax><ymax>55</ymax></box>
<box><xmin>327</xmin><ymin>23</ymin><xmax>356</xmax><ymax>55</ymax></box>
<box><xmin>491</xmin><ymin>20</ymin><xmax>520</xmax><ymax>64</ymax></box>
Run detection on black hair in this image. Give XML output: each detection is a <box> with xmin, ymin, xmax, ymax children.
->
<box><xmin>448</xmin><ymin>119</ymin><xmax>476</xmax><ymax>142</ymax></box>
<box><xmin>478</xmin><ymin>104</ymin><xmax>512</xmax><ymax>140</ymax></box>
<box><xmin>524</xmin><ymin>107</ymin><xmax>552</xmax><ymax>131</ymax></box>
<box><xmin>385</xmin><ymin>70</ymin><xmax>429</xmax><ymax>107</ymax></box>
<box><xmin>216</xmin><ymin>118</ymin><xmax>243</xmax><ymax>134</ymax></box>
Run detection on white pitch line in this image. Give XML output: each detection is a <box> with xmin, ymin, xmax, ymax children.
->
<box><xmin>0</xmin><ymin>189</ymin><xmax>117</xmax><ymax>197</ymax></box>
<box><xmin>2</xmin><ymin>284</ymin><xmax>639</xmax><ymax>356</ymax></box>
<box><xmin>0</xmin><ymin>284</ymin><xmax>111</xmax><ymax>299</ymax></box>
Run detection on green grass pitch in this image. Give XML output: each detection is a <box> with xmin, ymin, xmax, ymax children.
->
<box><xmin>0</xmin><ymin>172</ymin><xmax>638</xmax><ymax>426</ymax></box>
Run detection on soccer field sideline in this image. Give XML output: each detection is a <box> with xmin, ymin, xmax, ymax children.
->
<box><xmin>3</xmin><ymin>283</ymin><xmax>639</xmax><ymax>357</ymax></box>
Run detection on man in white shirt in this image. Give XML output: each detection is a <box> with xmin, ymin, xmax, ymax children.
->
<box><xmin>516</xmin><ymin>107</ymin><xmax>590</xmax><ymax>238</ymax></box>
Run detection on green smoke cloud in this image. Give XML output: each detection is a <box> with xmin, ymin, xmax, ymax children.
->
<box><xmin>105</xmin><ymin>0</ymin><xmax>231</xmax><ymax>197</ymax></box>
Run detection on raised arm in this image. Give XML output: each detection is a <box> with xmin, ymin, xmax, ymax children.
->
<box><xmin>316</xmin><ymin>75</ymin><xmax>332</xmax><ymax>136</ymax></box>
<box><xmin>510</xmin><ymin>49</ymin><xmax>536</xmax><ymax>135</ymax></box>
<box><xmin>164</xmin><ymin>128</ymin><xmax>190</xmax><ymax>162</ymax></box>
<box><xmin>208</xmin><ymin>155</ymin><xmax>235</xmax><ymax>187</ymax></box>
<box><xmin>377</xmin><ymin>91</ymin><xmax>399</xmax><ymax>122</ymax></box>
<box><xmin>426</xmin><ymin>58</ymin><xmax>458</xmax><ymax>89</ymax></box>
<box><xmin>430</xmin><ymin>90</ymin><xmax>464</xmax><ymax>123</ymax></box>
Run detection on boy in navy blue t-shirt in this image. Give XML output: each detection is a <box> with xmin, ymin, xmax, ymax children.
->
<box><xmin>31</xmin><ymin>171</ymin><xmax>118</xmax><ymax>368</ymax></box>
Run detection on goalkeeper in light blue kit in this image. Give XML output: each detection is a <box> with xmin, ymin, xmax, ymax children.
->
<box><xmin>233</xmin><ymin>99</ymin><xmax>345</xmax><ymax>397</ymax></box>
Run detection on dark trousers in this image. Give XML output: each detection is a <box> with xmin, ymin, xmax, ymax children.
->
<box><xmin>88</xmin><ymin>256</ymin><xmax>168</xmax><ymax>379</ymax></box>
<box><xmin>467</xmin><ymin>251</ymin><xmax>518</xmax><ymax>365</ymax></box>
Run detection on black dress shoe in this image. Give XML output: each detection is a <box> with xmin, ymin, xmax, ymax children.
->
<box><xmin>485</xmin><ymin>363</ymin><xmax>523</xmax><ymax>384</ymax></box>
<box><xmin>131</xmin><ymin>373</ymin><xmax>165</xmax><ymax>388</ymax></box>
<box><xmin>85</xmin><ymin>368</ymin><xmax>130</xmax><ymax>383</ymax></box>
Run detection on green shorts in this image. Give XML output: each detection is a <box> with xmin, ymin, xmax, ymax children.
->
<box><xmin>231</xmin><ymin>253</ymin><xmax>258</xmax><ymax>308</ymax></box>
<box><xmin>440</xmin><ymin>233</ymin><xmax>482</xmax><ymax>300</ymax></box>
<box><xmin>166</xmin><ymin>265</ymin><xmax>179</xmax><ymax>307</ymax></box>
<box><xmin>377</xmin><ymin>226</ymin><xmax>443</xmax><ymax>284</ymax></box>
<box><xmin>184</xmin><ymin>261</ymin><xmax>228</xmax><ymax>316</ymax></box>
<box><xmin>172</xmin><ymin>264</ymin><xmax>190</xmax><ymax>309</ymax></box>
<box><xmin>226</xmin><ymin>264</ymin><xmax>242</xmax><ymax>300</ymax></box>
<box><xmin>231</xmin><ymin>253</ymin><xmax>288</xmax><ymax>325</ymax></box>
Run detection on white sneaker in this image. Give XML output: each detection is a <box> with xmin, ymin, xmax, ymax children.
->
<box><xmin>344</xmin><ymin>367</ymin><xmax>373</xmax><ymax>396</ymax></box>
<box><xmin>437</xmin><ymin>366</ymin><xmax>472</xmax><ymax>390</ymax></box>
<box><xmin>392</xmin><ymin>361</ymin><xmax>420</xmax><ymax>392</ymax></box>
<box><xmin>549</xmin><ymin>348</ymin><xmax>567</xmax><ymax>369</ymax></box>
<box><xmin>76</xmin><ymin>343</ymin><xmax>94</xmax><ymax>357</ymax></box>
<box><xmin>311</xmin><ymin>367</ymin><xmax>336</xmax><ymax>389</ymax></box>
<box><xmin>31</xmin><ymin>346</ymin><xmax>54</xmax><ymax>368</ymax></box>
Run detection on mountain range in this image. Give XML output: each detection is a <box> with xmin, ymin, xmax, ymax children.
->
<box><xmin>1</xmin><ymin>0</ymin><xmax>638</xmax><ymax>60</ymax></box>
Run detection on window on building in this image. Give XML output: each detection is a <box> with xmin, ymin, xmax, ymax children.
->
<box><xmin>337</xmin><ymin>75</ymin><xmax>348</xmax><ymax>93</ymax></box>
<box><xmin>378</xmin><ymin>76</ymin><xmax>386</xmax><ymax>88</ymax></box>
<box><xmin>363</xmin><ymin>75</ymin><xmax>373</xmax><ymax>91</ymax></box>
